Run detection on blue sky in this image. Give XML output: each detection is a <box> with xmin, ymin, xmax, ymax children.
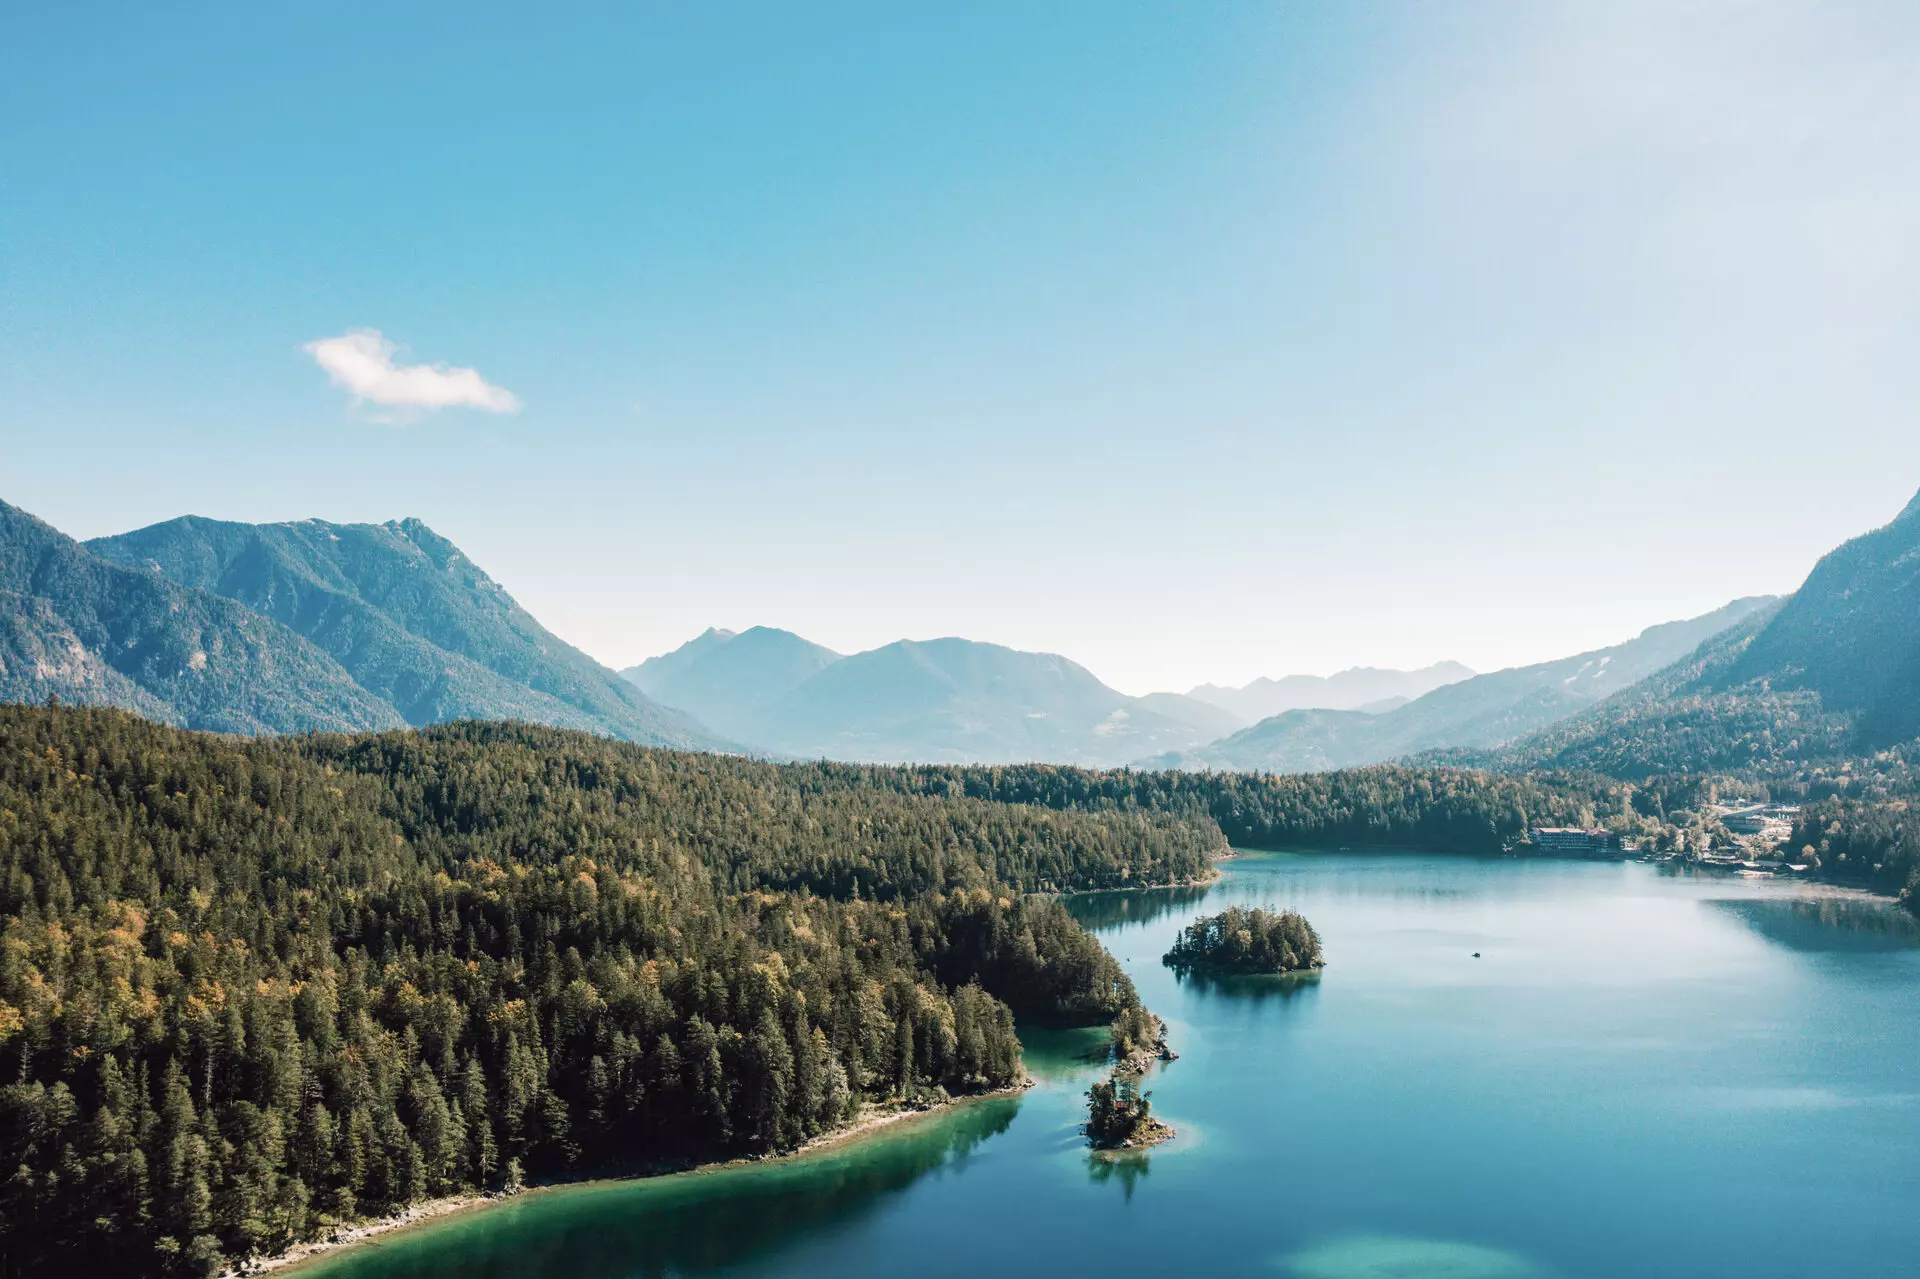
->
<box><xmin>5</xmin><ymin>2</ymin><xmax>1918</xmax><ymax>693</ymax></box>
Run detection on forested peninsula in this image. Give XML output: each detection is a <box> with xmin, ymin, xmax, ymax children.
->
<box><xmin>0</xmin><ymin>706</ymin><xmax>1640</xmax><ymax>1275</ymax></box>
<box><xmin>0</xmin><ymin>709</ymin><xmax>1183</xmax><ymax>1276</ymax></box>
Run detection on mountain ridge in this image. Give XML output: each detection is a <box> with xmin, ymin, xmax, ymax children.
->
<box><xmin>626</xmin><ymin>629</ymin><xmax>1235</xmax><ymax>766</ymax></box>
<box><xmin>1187</xmin><ymin>661</ymin><xmax>1475</xmax><ymax>721</ymax></box>
<box><xmin>1466</xmin><ymin>488</ymin><xmax>1920</xmax><ymax>779</ymax></box>
<box><xmin>1149</xmin><ymin>597</ymin><xmax>1779</xmax><ymax>773</ymax></box>
<box><xmin>0</xmin><ymin>499</ymin><xmax>406</xmax><ymax>733</ymax></box>
<box><xmin>622</xmin><ymin>625</ymin><xmax>842</xmax><ymax>743</ymax></box>
<box><xmin>84</xmin><ymin>512</ymin><xmax>728</xmax><ymax>750</ymax></box>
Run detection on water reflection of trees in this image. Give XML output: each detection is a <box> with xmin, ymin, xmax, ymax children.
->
<box><xmin>1710</xmin><ymin>896</ymin><xmax>1920</xmax><ymax>954</ymax></box>
<box><xmin>1064</xmin><ymin>883</ymin><xmax>1215</xmax><ymax>931</ymax></box>
<box><xmin>1171</xmin><ymin>968</ymin><xmax>1323</xmax><ymax>1006</ymax></box>
<box><xmin>332</xmin><ymin>1098</ymin><xmax>1021</xmax><ymax>1279</ymax></box>
<box><xmin>1016</xmin><ymin>1024</ymin><xmax>1115</xmax><ymax>1080</ymax></box>
<box><xmin>1087</xmin><ymin>1149</ymin><xmax>1152</xmax><ymax>1201</ymax></box>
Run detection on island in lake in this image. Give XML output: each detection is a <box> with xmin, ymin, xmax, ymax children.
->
<box><xmin>1085</xmin><ymin>1069</ymin><xmax>1174</xmax><ymax>1151</ymax></box>
<box><xmin>1163</xmin><ymin>905</ymin><xmax>1324</xmax><ymax>975</ymax></box>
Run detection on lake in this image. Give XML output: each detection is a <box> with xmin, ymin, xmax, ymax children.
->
<box><xmin>298</xmin><ymin>852</ymin><xmax>1920</xmax><ymax>1279</ymax></box>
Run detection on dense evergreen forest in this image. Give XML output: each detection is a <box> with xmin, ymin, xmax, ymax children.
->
<box><xmin>1163</xmin><ymin>907</ymin><xmax>1324</xmax><ymax>975</ymax></box>
<box><xmin>0</xmin><ymin>709</ymin><xmax>1190</xmax><ymax>1277</ymax></box>
<box><xmin>847</xmin><ymin>760</ymin><xmax>1648</xmax><ymax>853</ymax></box>
<box><xmin>0</xmin><ymin>704</ymin><xmax>1761</xmax><ymax>1274</ymax></box>
<box><xmin>1783</xmin><ymin>798</ymin><xmax>1920</xmax><ymax>897</ymax></box>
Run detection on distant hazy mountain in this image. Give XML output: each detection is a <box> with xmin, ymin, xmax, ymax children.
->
<box><xmin>0</xmin><ymin>499</ymin><xmax>402</xmax><ymax>733</ymax></box>
<box><xmin>1188</xmin><ymin>661</ymin><xmax>1474</xmax><ymax>721</ymax></box>
<box><xmin>1132</xmin><ymin>691</ymin><xmax>1246</xmax><ymax>739</ymax></box>
<box><xmin>1150</xmin><ymin>598</ymin><xmax>1778</xmax><ymax>773</ymax></box>
<box><xmin>1477</xmin><ymin>489</ymin><xmax>1920</xmax><ymax>778</ymax></box>
<box><xmin>85</xmin><ymin>514</ymin><xmax>725</xmax><ymax>749</ymax></box>
<box><xmin>622</xmin><ymin>626</ymin><xmax>843</xmax><ymax>742</ymax></box>
<box><xmin>761</xmin><ymin>638</ymin><xmax>1228</xmax><ymax>765</ymax></box>
<box><xmin>624</xmin><ymin>626</ymin><xmax>745</xmax><ymax>694</ymax></box>
<box><xmin>626</xmin><ymin>630</ymin><xmax>1233</xmax><ymax>765</ymax></box>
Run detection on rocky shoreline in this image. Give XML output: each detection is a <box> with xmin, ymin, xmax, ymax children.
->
<box><xmin>1114</xmin><ymin>1014</ymin><xmax>1179</xmax><ymax>1075</ymax></box>
<box><xmin>1088</xmin><ymin>1113</ymin><xmax>1176</xmax><ymax>1153</ymax></box>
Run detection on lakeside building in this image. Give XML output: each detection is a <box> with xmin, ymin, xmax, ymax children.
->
<box><xmin>1528</xmin><ymin>827</ymin><xmax>1620</xmax><ymax>856</ymax></box>
<box><xmin>1714</xmin><ymin>803</ymin><xmax>1799</xmax><ymax>843</ymax></box>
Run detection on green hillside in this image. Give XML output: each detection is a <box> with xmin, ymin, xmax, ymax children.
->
<box><xmin>0</xmin><ymin>590</ymin><xmax>174</xmax><ymax>720</ymax></box>
<box><xmin>1474</xmin><ymin>490</ymin><xmax>1920</xmax><ymax>784</ymax></box>
<box><xmin>86</xmin><ymin>514</ymin><xmax>727</xmax><ymax>750</ymax></box>
<box><xmin>0</xmin><ymin>500</ymin><xmax>403</xmax><ymax>734</ymax></box>
<box><xmin>1714</xmin><ymin>491</ymin><xmax>1920</xmax><ymax>747</ymax></box>
<box><xmin>1452</xmin><ymin>607</ymin><xmax>1853</xmax><ymax>780</ymax></box>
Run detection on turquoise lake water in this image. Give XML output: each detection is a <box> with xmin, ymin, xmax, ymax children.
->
<box><xmin>300</xmin><ymin>852</ymin><xmax>1920</xmax><ymax>1278</ymax></box>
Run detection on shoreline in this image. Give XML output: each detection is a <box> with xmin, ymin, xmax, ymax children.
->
<box><xmin>236</xmin><ymin>1078</ymin><xmax>1034</xmax><ymax>1278</ymax></box>
<box><xmin>1089</xmin><ymin>1114</ymin><xmax>1176</xmax><ymax>1155</ymax></box>
<box><xmin>234</xmin><ymin>848</ymin><xmax>1894</xmax><ymax>1277</ymax></box>
<box><xmin>239</xmin><ymin>846</ymin><xmax>1222</xmax><ymax>1277</ymax></box>
<box><xmin>1067</xmin><ymin>853</ymin><xmax>1231</xmax><ymax>898</ymax></box>
<box><xmin>1231</xmin><ymin>845</ymin><xmax>1909</xmax><ymax>910</ymax></box>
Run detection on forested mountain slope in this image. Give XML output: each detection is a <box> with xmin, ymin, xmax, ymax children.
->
<box><xmin>1464</xmin><ymin>489</ymin><xmax>1920</xmax><ymax>782</ymax></box>
<box><xmin>1714</xmin><ymin>490</ymin><xmax>1920</xmax><ymax>746</ymax></box>
<box><xmin>1148</xmin><ymin>598</ymin><xmax>1777</xmax><ymax>773</ymax></box>
<box><xmin>1449</xmin><ymin>608</ymin><xmax>1851</xmax><ymax>780</ymax></box>
<box><xmin>0</xmin><ymin>707</ymin><xmax>1204</xmax><ymax>1276</ymax></box>
<box><xmin>0</xmin><ymin>500</ymin><xmax>403</xmax><ymax>734</ymax></box>
<box><xmin>88</xmin><ymin>515</ymin><xmax>724</xmax><ymax>750</ymax></box>
<box><xmin>0</xmin><ymin>590</ymin><xmax>174</xmax><ymax>719</ymax></box>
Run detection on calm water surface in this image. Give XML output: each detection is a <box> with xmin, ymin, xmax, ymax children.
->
<box><xmin>303</xmin><ymin>853</ymin><xmax>1920</xmax><ymax>1278</ymax></box>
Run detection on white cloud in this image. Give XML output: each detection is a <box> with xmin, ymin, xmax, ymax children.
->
<box><xmin>303</xmin><ymin>329</ymin><xmax>521</xmax><ymax>416</ymax></box>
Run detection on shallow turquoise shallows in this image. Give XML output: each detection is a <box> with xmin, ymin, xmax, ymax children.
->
<box><xmin>299</xmin><ymin>853</ymin><xmax>1920</xmax><ymax>1279</ymax></box>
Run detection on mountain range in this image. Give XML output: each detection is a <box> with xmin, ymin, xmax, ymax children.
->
<box><xmin>0</xmin><ymin>499</ymin><xmax>725</xmax><ymax>749</ymax></box>
<box><xmin>1145</xmin><ymin>596</ymin><xmax>1780</xmax><ymax>774</ymax></box>
<box><xmin>1186</xmin><ymin>661</ymin><xmax>1475</xmax><ymax>721</ymax></box>
<box><xmin>0</xmin><ymin>500</ymin><xmax>402</xmax><ymax>734</ymax></box>
<box><xmin>618</xmin><ymin>590</ymin><xmax>1795</xmax><ymax>773</ymax></box>
<box><xmin>9</xmin><ymin>484</ymin><xmax>1920</xmax><ymax>781</ymax></box>
<box><xmin>624</xmin><ymin>626</ymin><xmax>843</xmax><ymax>743</ymax></box>
<box><xmin>624</xmin><ymin>628</ymin><xmax>1233</xmax><ymax>766</ymax></box>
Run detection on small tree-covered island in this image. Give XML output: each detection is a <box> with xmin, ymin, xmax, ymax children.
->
<box><xmin>1084</xmin><ymin>1069</ymin><xmax>1174</xmax><ymax>1152</ymax></box>
<box><xmin>1162</xmin><ymin>906</ymin><xmax>1325</xmax><ymax>976</ymax></box>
